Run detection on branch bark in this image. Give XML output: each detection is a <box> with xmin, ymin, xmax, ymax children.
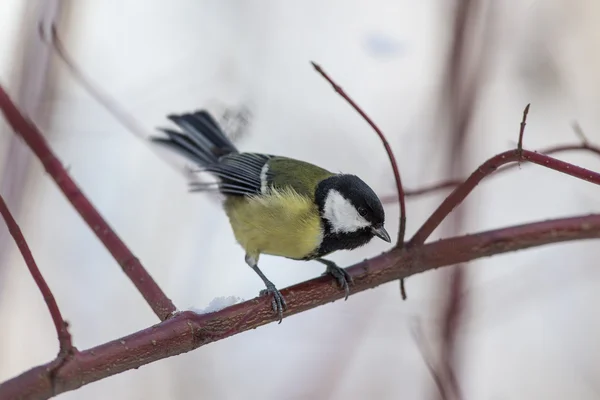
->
<box><xmin>1</xmin><ymin>213</ymin><xmax>599</xmax><ymax>400</ymax></box>
<box><xmin>0</xmin><ymin>194</ymin><xmax>73</xmax><ymax>357</ymax></box>
<box><xmin>0</xmin><ymin>86</ymin><xmax>176</xmax><ymax>321</ymax></box>
<box><xmin>311</xmin><ymin>61</ymin><xmax>407</xmax><ymax>245</ymax></box>
<box><xmin>382</xmin><ymin>141</ymin><xmax>600</xmax><ymax>202</ymax></box>
<box><xmin>408</xmin><ymin>148</ymin><xmax>600</xmax><ymax>247</ymax></box>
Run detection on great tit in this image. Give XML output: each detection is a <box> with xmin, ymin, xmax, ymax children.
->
<box><xmin>152</xmin><ymin>110</ymin><xmax>391</xmax><ymax>322</ymax></box>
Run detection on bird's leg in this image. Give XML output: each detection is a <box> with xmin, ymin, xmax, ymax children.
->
<box><xmin>245</xmin><ymin>254</ymin><xmax>287</xmax><ymax>323</ymax></box>
<box><xmin>316</xmin><ymin>258</ymin><xmax>354</xmax><ymax>300</ymax></box>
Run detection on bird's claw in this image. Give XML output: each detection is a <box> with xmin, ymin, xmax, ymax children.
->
<box><xmin>322</xmin><ymin>262</ymin><xmax>354</xmax><ymax>300</ymax></box>
<box><xmin>259</xmin><ymin>283</ymin><xmax>287</xmax><ymax>323</ymax></box>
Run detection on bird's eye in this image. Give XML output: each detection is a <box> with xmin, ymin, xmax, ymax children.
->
<box><xmin>358</xmin><ymin>207</ymin><xmax>368</xmax><ymax>217</ymax></box>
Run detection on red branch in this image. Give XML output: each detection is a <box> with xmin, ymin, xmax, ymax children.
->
<box><xmin>517</xmin><ymin>104</ymin><xmax>530</xmax><ymax>152</ymax></box>
<box><xmin>408</xmin><ymin>148</ymin><xmax>600</xmax><ymax>247</ymax></box>
<box><xmin>311</xmin><ymin>62</ymin><xmax>407</xmax><ymax>246</ymax></box>
<box><xmin>409</xmin><ymin>105</ymin><xmax>600</xmax><ymax>247</ymax></box>
<box><xmin>2</xmin><ymin>213</ymin><xmax>600</xmax><ymax>400</ymax></box>
<box><xmin>381</xmin><ymin>141</ymin><xmax>600</xmax><ymax>202</ymax></box>
<box><xmin>0</xmin><ymin>86</ymin><xmax>176</xmax><ymax>321</ymax></box>
<box><xmin>0</xmin><ymin>194</ymin><xmax>73</xmax><ymax>356</ymax></box>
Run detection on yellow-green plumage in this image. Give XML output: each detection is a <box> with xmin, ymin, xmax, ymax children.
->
<box><xmin>222</xmin><ymin>157</ymin><xmax>333</xmax><ymax>262</ymax></box>
<box><xmin>266</xmin><ymin>157</ymin><xmax>333</xmax><ymax>200</ymax></box>
<box><xmin>224</xmin><ymin>187</ymin><xmax>323</xmax><ymax>262</ymax></box>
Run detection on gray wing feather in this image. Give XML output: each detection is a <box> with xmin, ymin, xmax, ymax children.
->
<box><xmin>153</xmin><ymin>108</ymin><xmax>272</xmax><ymax>197</ymax></box>
<box><xmin>193</xmin><ymin>153</ymin><xmax>273</xmax><ymax>196</ymax></box>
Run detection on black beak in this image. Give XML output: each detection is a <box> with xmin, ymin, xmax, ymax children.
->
<box><xmin>372</xmin><ymin>226</ymin><xmax>391</xmax><ymax>243</ymax></box>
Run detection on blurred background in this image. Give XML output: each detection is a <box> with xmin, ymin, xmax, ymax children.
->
<box><xmin>2</xmin><ymin>0</ymin><xmax>600</xmax><ymax>399</ymax></box>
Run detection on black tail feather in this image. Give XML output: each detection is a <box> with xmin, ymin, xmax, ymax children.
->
<box><xmin>152</xmin><ymin>109</ymin><xmax>270</xmax><ymax>197</ymax></box>
<box><xmin>186</xmin><ymin>110</ymin><xmax>237</xmax><ymax>152</ymax></box>
<box><xmin>152</xmin><ymin>110</ymin><xmax>238</xmax><ymax>168</ymax></box>
<box><xmin>154</xmin><ymin>128</ymin><xmax>214</xmax><ymax>165</ymax></box>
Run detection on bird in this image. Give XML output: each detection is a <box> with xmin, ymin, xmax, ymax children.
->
<box><xmin>152</xmin><ymin>109</ymin><xmax>391</xmax><ymax>322</ymax></box>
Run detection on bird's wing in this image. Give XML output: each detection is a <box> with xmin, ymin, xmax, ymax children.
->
<box><xmin>191</xmin><ymin>155</ymin><xmax>333</xmax><ymax>199</ymax></box>
<box><xmin>189</xmin><ymin>152</ymin><xmax>273</xmax><ymax>196</ymax></box>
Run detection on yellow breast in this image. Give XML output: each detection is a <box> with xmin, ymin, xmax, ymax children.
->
<box><xmin>223</xmin><ymin>188</ymin><xmax>323</xmax><ymax>260</ymax></box>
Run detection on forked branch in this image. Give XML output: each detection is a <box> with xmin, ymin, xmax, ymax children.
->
<box><xmin>2</xmin><ymin>213</ymin><xmax>600</xmax><ymax>399</ymax></box>
<box><xmin>2</xmin><ymin>32</ymin><xmax>600</xmax><ymax>400</ymax></box>
<box><xmin>0</xmin><ymin>86</ymin><xmax>176</xmax><ymax>321</ymax></box>
<box><xmin>408</xmin><ymin>106</ymin><xmax>600</xmax><ymax>247</ymax></box>
<box><xmin>383</xmin><ymin>140</ymin><xmax>600</xmax><ymax>202</ymax></box>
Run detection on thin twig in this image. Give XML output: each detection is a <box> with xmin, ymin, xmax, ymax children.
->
<box><xmin>42</xmin><ymin>25</ymin><xmax>201</xmax><ymax>182</ymax></box>
<box><xmin>411</xmin><ymin>321</ymin><xmax>450</xmax><ymax>400</ymax></box>
<box><xmin>400</xmin><ymin>276</ymin><xmax>407</xmax><ymax>300</ymax></box>
<box><xmin>0</xmin><ymin>86</ymin><xmax>176</xmax><ymax>321</ymax></box>
<box><xmin>409</xmin><ymin>104</ymin><xmax>600</xmax><ymax>247</ymax></box>
<box><xmin>572</xmin><ymin>122</ymin><xmax>590</xmax><ymax>146</ymax></box>
<box><xmin>439</xmin><ymin>267</ymin><xmax>465</xmax><ymax>400</ymax></box>
<box><xmin>311</xmin><ymin>61</ymin><xmax>407</xmax><ymax>246</ymax></box>
<box><xmin>381</xmin><ymin>142</ymin><xmax>600</xmax><ymax>203</ymax></box>
<box><xmin>517</xmin><ymin>104</ymin><xmax>531</xmax><ymax>153</ymax></box>
<box><xmin>2</xmin><ymin>213</ymin><xmax>600</xmax><ymax>400</ymax></box>
<box><xmin>41</xmin><ymin>25</ymin><xmax>149</xmax><ymax>141</ymax></box>
<box><xmin>408</xmin><ymin>148</ymin><xmax>600</xmax><ymax>247</ymax></box>
<box><xmin>0</xmin><ymin>194</ymin><xmax>73</xmax><ymax>356</ymax></box>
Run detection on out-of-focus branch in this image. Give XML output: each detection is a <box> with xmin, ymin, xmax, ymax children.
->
<box><xmin>41</xmin><ymin>25</ymin><xmax>199</xmax><ymax>181</ymax></box>
<box><xmin>435</xmin><ymin>0</ymin><xmax>492</xmax><ymax>396</ymax></box>
<box><xmin>42</xmin><ymin>26</ymin><xmax>150</xmax><ymax>141</ymax></box>
<box><xmin>411</xmin><ymin>321</ymin><xmax>450</xmax><ymax>399</ymax></box>
<box><xmin>382</xmin><ymin>140</ymin><xmax>600</xmax><ymax>203</ymax></box>
<box><xmin>0</xmin><ymin>86</ymin><xmax>176</xmax><ymax>321</ymax></box>
<box><xmin>408</xmin><ymin>106</ymin><xmax>600</xmax><ymax>247</ymax></box>
<box><xmin>311</xmin><ymin>62</ymin><xmax>407</xmax><ymax>246</ymax></box>
<box><xmin>2</xmin><ymin>213</ymin><xmax>600</xmax><ymax>400</ymax></box>
<box><xmin>0</xmin><ymin>194</ymin><xmax>73</xmax><ymax>356</ymax></box>
<box><xmin>0</xmin><ymin>0</ymin><xmax>63</xmax><ymax>282</ymax></box>
<box><xmin>408</xmin><ymin>147</ymin><xmax>600</xmax><ymax>247</ymax></box>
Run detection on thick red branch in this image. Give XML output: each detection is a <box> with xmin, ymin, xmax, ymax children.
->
<box><xmin>311</xmin><ymin>62</ymin><xmax>407</xmax><ymax>246</ymax></box>
<box><xmin>408</xmin><ymin>149</ymin><xmax>600</xmax><ymax>247</ymax></box>
<box><xmin>0</xmin><ymin>194</ymin><xmax>73</xmax><ymax>355</ymax></box>
<box><xmin>2</xmin><ymin>213</ymin><xmax>599</xmax><ymax>400</ymax></box>
<box><xmin>0</xmin><ymin>86</ymin><xmax>176</xmax><ymax>321</ymax></box>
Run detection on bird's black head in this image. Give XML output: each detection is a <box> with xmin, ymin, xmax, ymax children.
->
<box><xmin>313</xmin><ymin>174</ymin><xmax>390</xmax><ymax>257</ymax></box>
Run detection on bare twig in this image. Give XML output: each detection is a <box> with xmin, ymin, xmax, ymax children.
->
<box><xmin>411</xmin><ymin>321</ymin><xmax>450</xmax><ymax>400</ymax></box>
<box><xmin>517</xmin><ymin>104</ymin><xmax>531</xmax><ymax>153</ymax></box>
<box><xmin>408</xmin><ymin>148</ymin><xmax>600</xmax><ymax>247</ymax></box>
<box><xmin>382</xmin><ymin>141</ymin><xmax>600</xmax><ymax>203</ymax></box>
<box><xmin>0</xmin><ymin>194</ymin><xmax>73</xmax><ymax>356</ymax></box>
<box><xmin>41</xmin><ymin>25</ymin><xmax>210</xmax><ymax>183</ymax></box>
<box><xmin>400</xmin><ymin>276</ymin><xmax>407</xmax><ymax>300</ymax></box>
<box><xmin>2</xmin><ymin>213</ymin><xmax>600</xmax><ymax>400</ymax></box>
<box><xmin>572</xmin><ymin>122</ymin><xmax>590</xmax><ymax>146</ymax></box>
<box><xmin>311</xmin><ymin>62</ymin><xmax>407</xmax><ymax>246</ymax></box>
<box><xmin>40</xmin><ymin>25</ymin><xmax>150</xmax><ymax>141</ymax></box>
<box><xmin>439</xmin><ymin>267</ymin><xmax>465</xmax><ymax>400</ymax></box>
<box><xmin>0</xmin><ymin>1</ymin><xmax>63</xmax><ymax>280</ymax></box>
<box><xmin>409</xmin><ymin>104</ymin><xmax>600</xmax><ymax>247</ymax></box>
<box><xmin>0</xmin><ymin>86</ymin><xmax>176</xmax><ymax>321</ymax></box>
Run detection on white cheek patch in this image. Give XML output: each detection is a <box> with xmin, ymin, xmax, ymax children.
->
<box><xmin>323</xmin><ymin>189</ymin><xmax>371</xmax><ymax>233</ymax></box>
